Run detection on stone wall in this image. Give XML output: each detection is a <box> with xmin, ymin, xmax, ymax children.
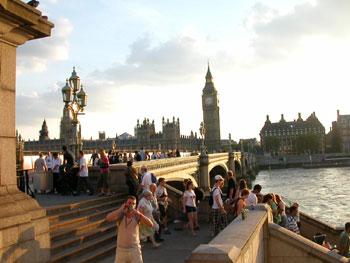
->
<box><xmin>300</xmin><ymin>212</ymin><xmax>343</xmax><ymax>248</ymax></box>
<box><xmin>186</xmin><ymin>204</ymin><xmax>349</xmax><ymax>263</ymax></box>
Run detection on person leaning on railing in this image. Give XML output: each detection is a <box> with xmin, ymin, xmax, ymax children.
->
<box><xmin>339</xmin><ymin>222</ymin><xmax>350</xmax><ymax>258</ymax></box>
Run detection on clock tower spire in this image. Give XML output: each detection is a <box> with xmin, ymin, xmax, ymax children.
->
<box><xmin>202</xmin><ymin>63</ymin><xmax>221</xmax><ymax>153</ymax></box>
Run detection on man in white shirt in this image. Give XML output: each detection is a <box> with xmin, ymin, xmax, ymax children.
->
<box><xmin>45</xmin><ymin>151</ymin><xmax>53</xmax><ymax>171</ymax></box>
<box><xmin>140</xmin><ymin>165</ymin><xmax>153</xmax><ymax>191</ymax></box>
<box><xmin>211</xmin><ymin>175</ymin><xmax>227</xmax><ymax>236</ymax></box>
<box><xmin>52</xmin><ymin>152</ymin><xmax>62</xmax><ymax>194</ymax></box>
<box><xmin>76</xmin><ymin>150</ymin><xmax>94</xmax><ymax>195</ymax></box>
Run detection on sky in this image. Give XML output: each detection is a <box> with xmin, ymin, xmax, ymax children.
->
<box><xmin>16</xmin><ymin>0</ymin><xmax>350</xmax><ymax>142</ymax></box>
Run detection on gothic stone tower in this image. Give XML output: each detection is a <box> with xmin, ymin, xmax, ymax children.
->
<box><xmin>202</xmin><ymin>64</ymin><xmax>221</xmax><ymax>153</ymax></box>
<box><xmin>39</xmin><ymin>119</ymin><xmax>50</xmax><ymax>141</ymax></box>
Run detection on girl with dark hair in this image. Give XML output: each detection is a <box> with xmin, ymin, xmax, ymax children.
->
<box><xmin>183</xmin><ymin>180</ymin><xmax>197</xmax><ymax>236</ymax></box>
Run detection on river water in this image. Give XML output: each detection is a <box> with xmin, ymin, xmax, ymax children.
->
<box><xmin>252</xmin><ymin>167</ymin><xmax>350</xmax><ymax>227</ymax></box>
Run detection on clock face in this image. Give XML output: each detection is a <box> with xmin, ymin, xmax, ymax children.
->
<box><xmin>205</xmin><ymin>97</ymin><xmax>213</xmax><ymax>106</ymax></box>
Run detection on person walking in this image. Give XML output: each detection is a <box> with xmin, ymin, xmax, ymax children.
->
<box><xmin>97</xmin><ymin>148</ymin><xmax>110</xmax><ymax>196</ymax></box>
<box><xmin>106</xmin><ymin>196</ymin><xmax>153</xmax><ymax>263</ymax></box>
<box><xmin>76</xmin><ymin>150</ymin><xmax>94</xmax><ymax>196</ymax></box>
<box><xmin>183</xmin><ymin>180</ymin><xmax>198</xmax><ymax>236</ymax></box>
<box><xmin>211</xmin><ymin>175</ymin><xmax>227</xmax><ymax>236</ymax></box>
<box><xmin>137</xmin><ymin>190</ymin><xmax>161</xmax><ymax>248</ymax></box>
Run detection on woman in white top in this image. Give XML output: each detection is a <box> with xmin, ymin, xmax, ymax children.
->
<box><xmin>182</xmin><ymin>180</ymin><xmax>197</xmax><ymax>236</ymax></box>
<box><xmin>137</xmin><ymin>190</ymin><xmax>160</xmax><ymax>248</ymax></box>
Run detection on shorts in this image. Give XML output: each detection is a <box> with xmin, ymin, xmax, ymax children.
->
<box><xmin>159</xmin><ymin>204</ymin><xmax>167</xmax><ymax>218</ymax></box>
<box><xmin>98</xmin><ymin>172</ymin><xmax>109</xmax><ymax>188</ymax></box>
<box><xmin>185</xmin><ymin>206</ymin><xmax>197</xmax><ymax>213</ymax></box>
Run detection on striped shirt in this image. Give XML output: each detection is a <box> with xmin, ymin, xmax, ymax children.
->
<box><xmin>286</xmin><ymin>216</ymin><xmax>300</xmax><ymax>234</ymax></box>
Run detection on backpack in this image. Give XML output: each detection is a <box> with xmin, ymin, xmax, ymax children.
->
<box><xmin>151</xmin><ymin>173</ymin><xmax>157</xmax><ymax>184</ymax></box>
<box><xmin>208</xmin><ymin>187</ymin><xmax>217</xmax><ymax>207</ymax></box>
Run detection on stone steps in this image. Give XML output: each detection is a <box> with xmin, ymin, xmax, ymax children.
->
<box><xmin>48</xmin><ymin>194</ymin><xmax>126</xmax><ymax>262</ymax></box>
<box><xmin>50</xmin><ymin>231</ymin><xmax>116</xmax><ymax>263</ymax></box>
<box><xmin>46</xmin><ymin>195</ymin><xmax>123</xmax><ymax>216</ymax></box>
<box><xmin>49</xmin><ymin>199</ymin><xmax>122</xmax><ymax>225</ymax></box>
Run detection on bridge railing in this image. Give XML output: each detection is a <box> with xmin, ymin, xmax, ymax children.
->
<box><xmin>16</xmin><ymin>168</ymin><xmax>35</xmax><ymax>198</ymax></box>
<box><xmin>131</xmin><ymin>155</ymin><xmax>199</xmax><ymax>171</ymax></box>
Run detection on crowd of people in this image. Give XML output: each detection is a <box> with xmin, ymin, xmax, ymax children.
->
<box><xmin>90</xmin><ymin>148</ymin><xmax>183</xmax><ymax>166</ymax></box>
<box><xmin>33</xmin><ymin>146</ymin><xmax>112</xmax><ymax>196</ymax></box>
<box><xmin>33</xmin><ymin>149</ymin><xmax>350</xmax><ymax>262</ymax></box>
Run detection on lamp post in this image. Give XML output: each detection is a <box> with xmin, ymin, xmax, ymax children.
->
<box><xmin>228</xmin><ymin>133</ymin><xmax>233</xmax><ymax>153</ymax></box>
<box><xmin>61</xmin><ymin>67</ymin><xmax>88</xmax><ymax>159</ymax></box>
<box><xmin>199</xmin><ymin>121</ymin><xmax>207</xmax><ymax>156</ymax></box>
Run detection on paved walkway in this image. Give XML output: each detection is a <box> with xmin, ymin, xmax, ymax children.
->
<box><xmin>100</xmin><ymin>222</ymin><xmax>212</xmax><ymax>263</ymax></box>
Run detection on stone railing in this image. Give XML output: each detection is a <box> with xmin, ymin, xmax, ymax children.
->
<box><xmin>132</xmin><ymin>155</ymin><xmax>199</xmax><ymax>172</ymax></box>
<box><xmin>187</xmin><ymin>204</ymin><xmax>349</xmax><ymax>263</ymax></box>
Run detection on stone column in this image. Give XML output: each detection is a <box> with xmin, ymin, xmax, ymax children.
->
<box><xmin>228</xmin><ymin>152</ymin><xmax>235</xmax><ymax>172</ymax></box>
<box><xmin>0</xmin><ymin>1</ymin><xmax>53</xmax><ymax>262</ymax></box>
<box><xmin>198</xmin><ymin>154</ymin><xmax>210</xmax><ymax>192</ymax></box>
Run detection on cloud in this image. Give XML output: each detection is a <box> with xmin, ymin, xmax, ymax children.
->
<box><xmin>17</xmin><ymin>18</ymin><xmax>73</xmax><ymax>74</ymax></box>
<box><xmin>16</xmin><ymin>82</ymin><xmax>63</xmax><ymax>127</ymax></box>
<box><xmin>247</xmin><ymin>0</ymin><xmax>350</xmax><ymax>60</ymax></box>
<box><xmin>91</xmin><ymin>33</ymin><xmax>234</xmax><ymax>86</ymax></box>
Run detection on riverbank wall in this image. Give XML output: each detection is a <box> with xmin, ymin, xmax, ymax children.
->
<box><xmin>258</xmin><ymin>153</ymin><xmax>350</xmax><ymax>170</ymax></box>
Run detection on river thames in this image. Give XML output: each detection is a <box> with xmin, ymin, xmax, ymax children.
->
<box><xmin>253</xmin><ymin>167</ymin><xmax>350</xmax><ymax>227</ymax></box>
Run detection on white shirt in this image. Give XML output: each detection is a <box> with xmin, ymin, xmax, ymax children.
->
<box><xmin>79</xmin><ymin>157</ymin><xmax>88</xmax><ymax>177</ymax></box>
<box><xmin>156</xmin><ymin>186</ymin><xmax>168</xmax><ymax>205</ymax></box>
<box><xmin>45</xmin><ymin>156</ymin><xmax>53</xmax><ymax>169</ymax></box>
<box><xmin>141</xmin><ymin>172</ymin><xmax>152</xmax><ymax>191</ymax></box>
<box><xmin>212</xmin><ymin>187</ymin><xmax>223</xmax><ymax>209</ymax></box>
<box><xmin>183</xmin><ymin>190</ymin><xmax>196</xmax><ymax>207</ymax></box>
<box><xmin>52</xmin><ymin>157</ymin><xmax>61</xmax><ymax>173</ymax></box>
<box><xmin>246</xmin><ymin>191</ymin><xmax>258</xmax><ymax>206</ymax></box>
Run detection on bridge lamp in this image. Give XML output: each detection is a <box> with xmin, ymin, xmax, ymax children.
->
<box><xmin>61</xmin><ymin>79</ymin><xmax>72</xmax><ymax>103</ymax></box>
<box><xmin>77</xmin><ymin>85</ymin><xmax>87</xmax><ymax>108</ymax></box>
<box><xmin>69</xmin><ymin>66</ymin><xmax>80</xmax><ymax>93</ymax></box>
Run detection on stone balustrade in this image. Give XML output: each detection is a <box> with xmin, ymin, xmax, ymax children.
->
<box><xmin>186</xmin><ymin>204</ymin><xmax>349</xmax><ymax>263</ymax></box>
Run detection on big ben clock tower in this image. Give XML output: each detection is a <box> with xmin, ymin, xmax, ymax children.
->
<box><xmin>202</xmin><ymin>64</ymin><xmax>221</xmax><ymax>153</ymax></box>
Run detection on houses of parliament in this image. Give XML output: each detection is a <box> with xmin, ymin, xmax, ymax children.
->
<box><xmin>23</xmin><ymin>65</ymin><xmax>226</xmax><ymax>154</ymax></box>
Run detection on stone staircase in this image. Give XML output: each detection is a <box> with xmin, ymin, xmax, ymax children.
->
<box><xmin>47</xmin><ymin>194</ymin><xmax>125</xmax><ymax>263</ymax></box>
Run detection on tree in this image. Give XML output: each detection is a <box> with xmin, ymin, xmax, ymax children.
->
<box><xmin>295</xmin><ymin>134</ymin><xmax>320</xmax><ymax>154</ymax></box>
<box><xmin>264</xmin><ymin>137</ymin><xmax>280</xmax><ymax>153</ymax></box>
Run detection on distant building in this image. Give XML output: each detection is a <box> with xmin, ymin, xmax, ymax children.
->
<box><xmin>24</xmin><ymin>117</ymin><xmax>201</xmax><ymax>153</ymax></box>
<box><xmin>260</xmin><ymin>112</ymin><xmax>325</xmax><ymax>155</ymax></box>
<box><xmin>331</xmin><ymin>110</ymin><xmax>350</xmax><ymax>153</ymax></box>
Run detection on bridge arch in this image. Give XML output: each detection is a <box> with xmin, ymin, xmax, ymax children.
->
<box><xmin>164</xmin><ymin>175</ymin><xmax>198</xmax><ymax>191</ymax></box>
<box><xmin>209</xmin><ymin>163</ymin><xmax>228</xmax><ymax>188</ymax></box>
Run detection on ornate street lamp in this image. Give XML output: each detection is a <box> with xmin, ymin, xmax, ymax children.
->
<box><xmin>199</xmin><ymin>121</ymin><xmax>207</xmax><ymax>156</ymax></box>
<box><xmin>229</xmin><ymin>133</ymin><xmax>233</xmax><ymax>153</ymax></box>
<box><xmin>61</xmin><ymin>67</ymin><xmax>88</xmax><ymax>159</ymax></box>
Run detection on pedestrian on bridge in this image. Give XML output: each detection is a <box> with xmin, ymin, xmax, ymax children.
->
<box><xmin>106</xmin><ymin>196</ymin><xmax>153</xmax><ymax>263</ymax></box>
<box><xmin>211</xmin><ymin>175</ymin><xmax>227</xmax><ymax>236</ymax></box>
